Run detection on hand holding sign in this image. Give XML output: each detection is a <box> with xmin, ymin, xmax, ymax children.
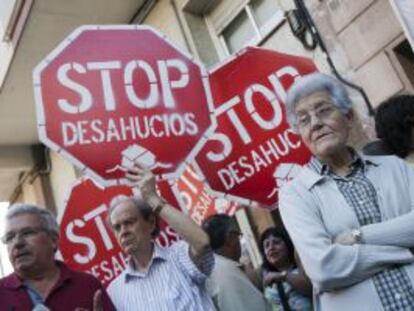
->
<box><xmin>125</xmin><ymin>163</ymin><xmax>164</xmax><ymax>208</ymax></box>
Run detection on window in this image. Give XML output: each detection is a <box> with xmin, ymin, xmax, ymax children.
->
<box><xmin>384</xmin><ymin>36</ymin><xmax>414</xmax><ymax>93</ymax></box>
<box><xmin>0</xmin><ymin>0</ymin><xmax>19</xmax><ymax>41</ymax></box>
<box><xmin>222</xmin><ymin>10</ymin><xmax>256</xmax><ymax>54</ymax></box>
<box><xmin>220</xmin><ymin>0</ymin><xmax>284</xmax><ymax>54</ymax></box>
<box><xmin>0</xmin><ymin>0</ymin><xmax>33</xmax><ymax>89</ymax></box>
<box><xmin>393</xmin><ymin>39</ymin><xmax>414</xmax><ymax>89</ymax></box>
<box><xmin>0</xmin><ymin>202</ymin><xmax>12</xmax><ymax>277</ymax></box>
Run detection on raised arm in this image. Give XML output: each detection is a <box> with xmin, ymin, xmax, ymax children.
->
<box><xmin>279</xmin><ymin>183</ymin><xmax>414</xmax><ymax>293</ymax></box>
<box><xmin>125</xmin><ymin>164</ymin><xmax>212</xmax><ymax>271</ymax></box>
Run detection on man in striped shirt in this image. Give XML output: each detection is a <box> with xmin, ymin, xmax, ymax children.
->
<box><xmin>107</xmin><ymin>163</ymin><xmax>215</xmax><ymax>311</ymax></box>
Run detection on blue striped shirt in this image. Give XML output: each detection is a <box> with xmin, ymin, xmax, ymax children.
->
<box><xmin>107</xmin><ymin>241</ymin><xmax>215</xmax><ymax>311</ymax></box>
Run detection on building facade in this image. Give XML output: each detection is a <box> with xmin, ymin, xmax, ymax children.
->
<box><xmin>0</xmin><ymin>0</ymin><xmax>412</xmax><ymax>268</ymax></box>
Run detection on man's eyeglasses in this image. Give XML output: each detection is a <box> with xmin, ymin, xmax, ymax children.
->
<box><xmin>295</xmin><ymin>103</ymin><xmax>337</xmax><ymax>129</ymax></box>
<box><xmin>1</xmin><ymin>227</ymin><xmax>49</xmax><ymax>245</ymax></box>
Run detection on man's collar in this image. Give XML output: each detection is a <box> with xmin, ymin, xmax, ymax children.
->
<box><xmin>215</xmin><ymin>254</ymin><xmax>242</xmax><ymax>268</ymax></box>
<box><xmin>124</xmin><ymin>243</ymin><xmax>167</xmax><ymax>281</ymax></box>
<box><xmin>54</xmin><ymin>260</ymin><xmax>72</xmax><ymax>286</ymax></box>
<box><xmin>2</xmin><ymin>261</ymin><xmax>68</xmax><ymax>290</ymax></box>
<box><xmin>1</xmin><ymin>271</ymin><xmax>24</xmax><ymax>289</ymax></box>
<box><xmin>304</xmin><ymin>150</ymin><xmax>379</xmax><ymax>189</ymax></box>
<box><xmin>309</xmin><ymin>149</ymin><xmax>378</xmax><ymax>174</ymax></box>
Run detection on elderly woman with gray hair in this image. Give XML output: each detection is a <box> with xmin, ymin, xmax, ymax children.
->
<box><xmin>278</xmin><ymin>73</ymin><xmax>414</xmax><ymax>311</ymax></box>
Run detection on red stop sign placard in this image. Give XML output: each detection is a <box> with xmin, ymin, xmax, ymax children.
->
<box><xmin>58</xmin><ymin>178</ymin><xmax>180</xmax><ymax>287</ymax></box>
<box><xmin>171</xmin><ymin>163</ymin><xmax>239</xmax><ymax>225</ymax></box>
<box><xmin>34</xmin><ymin>25</ymin><xmax>215</xmax><ymax>186</ymax></box>
<box><xmin>58</xmin><ymin>178</ymin><xmax>131</xmax><ymax>286</ymax></box>
<box><xmin>194</xmin><ymin>47</ymin><xmax>316</xmax><ymax>208</ymax></box>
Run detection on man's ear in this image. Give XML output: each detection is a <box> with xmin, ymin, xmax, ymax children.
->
<box><xmin>403</xmin><ymin>115</ymin><xmax>414</xmax><ymax>127</ymax></box>
<box><xmin>221</xmin><ymin>235</ymin><xmax>232</xmax><ymax>251</ymax></box>
<box><xmin>150</xmin><ymin>214</ymin><xmax>160</xmax><ymax>238</ymax></box>
<box><xmin>50</xmin><ymin>232</ymin><xmax>60</xmax><ymax>252</ymax></box>
<box><xmin>346</xmin><ymin>109</ymin><xmax>354</xmax><ymax>121</ymax></box>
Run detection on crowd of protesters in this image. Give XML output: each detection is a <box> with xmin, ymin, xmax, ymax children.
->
<box><xmin>1</xmin><ymin>73</ymin><xmax>413</xmax><ymax>311</ymax></box>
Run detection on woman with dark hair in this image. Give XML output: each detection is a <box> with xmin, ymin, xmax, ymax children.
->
<box><xmin>375</xmin><ymin>94</ymin><xmax>414</xmax><ymax>166</ymax></box>
<box><xmin>259</xmin><ymin>228</ymin><xmax>312</xmax><ymax>311</ymax></box>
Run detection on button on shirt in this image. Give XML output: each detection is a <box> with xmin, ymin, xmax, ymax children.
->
<box><xmin>107</xmin><ymin>241</ymin><xmax>215</xmax><ymax>311</ymax></box>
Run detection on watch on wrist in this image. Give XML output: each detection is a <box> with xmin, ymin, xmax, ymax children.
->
<box><xmin>351</xmin><ymin>229</ymin><xmax>363</xmax><ymax>244</ymax></box>
<box><xmin>148</xmin><ymin>196</ymin><xmax>166</xmax><ymax>214</ymax></box>
<box><xmin>281</xmin><ymin>270</ymin><xmax>288</xmax><ymax>281</ymax></box>
<box><xmin>153</xmin><ymin>200</ymin><xmax>165</xmax><ymax>214</ymax></box>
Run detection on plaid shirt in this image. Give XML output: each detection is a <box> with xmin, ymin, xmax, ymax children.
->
<box><xmin>309</xmin><ymin>153</ymin><xmax>414</xmax><ymax>311</ymax></box>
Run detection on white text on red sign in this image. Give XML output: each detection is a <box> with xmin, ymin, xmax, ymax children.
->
<box><xmin>205</xmin><ymin>65</ymin><xmax>302</xmax><ymax>190</ymax></box>
<box><xmin>57</xmin><ymin>59</ymin><xmax>200</xmax><ymax>146</ymax></box>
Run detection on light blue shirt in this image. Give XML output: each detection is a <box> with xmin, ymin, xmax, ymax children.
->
<box><xmin>108</xmin><ymin>241</ymin><xmax>215</xmax><ymax>311</ymax></box>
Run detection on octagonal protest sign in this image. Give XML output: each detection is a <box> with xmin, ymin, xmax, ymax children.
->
<box><xmin>33</xmin><ymin>25</ymin><xmax>215</xmax><ymax>186</ymax></box>
<box><xmin>194</xmin><ymin>47</ymin><xmax>316</xmax><ymax>208</ymax></box>
<box><xmin>170</xmin><ymin>163</ymin><xmax>239</xmax><ymax>225</ymax></box>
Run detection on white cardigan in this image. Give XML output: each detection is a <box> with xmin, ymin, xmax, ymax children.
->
<box><xmin>279</xmin><ymin>155</ymin><xmax>414</xmax><ymax>311</ymax></box>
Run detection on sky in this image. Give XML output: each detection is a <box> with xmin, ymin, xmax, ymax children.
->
<box><xmin>0</xmin><ymin>202</ymin><xmax>12</xmax><ymax>277</ymax></box>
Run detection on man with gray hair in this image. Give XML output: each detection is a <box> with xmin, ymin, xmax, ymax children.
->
<box><xmin>106</xmin><ymin>163</ymin><xmax>215</xmax><ymax>310</ymax></box>
<box><xmin>0</xmin><ymin>203</ymin><xmax>115</xmax><ymax>311</ymax></box>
